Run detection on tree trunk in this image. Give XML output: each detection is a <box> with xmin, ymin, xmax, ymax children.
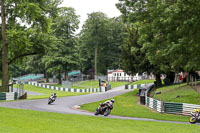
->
<box><xmin>94</xmin><ymin>45</ymin><xmax>98</xmax><ymax>80</ymax></box>
<box><xmin>1</xmin><ymin>0</ymin><xmax>9</xmax><ymax>88</ymax></box>
<box><xmin>64</xmin><ymin>70</ymin><xmax>68</xmax><ymax>81</ymax></box>
<box><xmin>58</xmin><ymin>72</ymin><xmax>62</xmax><ymax>84</ymax></box>
<box><xmin>186</xmin><ymin>75</ymin><xmax>189</xmax><ymax>85</ymax></box>
<box><xmin>155</xmin><ymin>73</ymin><xmax>162</xmax><ymax>88</ymax></box>
<box><xmin>45</xmin><ymin>71</ymin><xmax>49</xmax><ymax>82</ymax></box>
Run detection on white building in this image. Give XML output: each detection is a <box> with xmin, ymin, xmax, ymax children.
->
<box><xmin>107</xmin><ymin>69</ymin><xmax>139</xmax><ymax>81</ymax></box>
<box><xmin>107</xmin><ymin>69</ymin><xmax>154</xmax><ymax>82</ymax></box>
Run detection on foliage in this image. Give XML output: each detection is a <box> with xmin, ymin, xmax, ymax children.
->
<box><xmin>116</xmin><ymin>0</ymin><xmax>200</xmax><ymax>87</ymax></box>
<box><xmin>80</xmin><ymin>12</ymin><xmax>110</xmax><ymax>76</ymax></box>
<box><xmin>79</xmin><ymin>13</ymin><xmax>126</xmax><ymax>75</ymax></box>
<box><xmin>1</xmin><ymin>0</ymin><xmax>63</xmax><ymax>85</ymax></box>
<box><xmin>42</xmin><ymin>7</ymin><xmax>80</xmax><ymax>83</ymax></box>
<box><xmin>6</xmin><ymin>0</ymin><xmax>62</xmax><ymax>64</ymax></box>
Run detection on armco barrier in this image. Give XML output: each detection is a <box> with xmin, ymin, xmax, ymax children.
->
<box><xmin>28</xmin><ymin>82</ymin><xmax>101</xmax><ymax>93</ymax></box>
<box><xmin>164</xmin><ymin>102</ymin><xmax>183</xmax><ymax>115</ymax></box>
<box><xmin>145</xmin><ymin>97</ymin><xmax>200</xmax><ymax>116</ymax></box>
<box><xmin>125</xmin><ymin>83</ymin><xmax>154</xmax><ymax>90</ymax></box>
<box><xmin>0</xmin><ymin>92</ymin><xmax>18</xmax><ymax>101</ymax></box>
<box><xmin>146</xmin><ymin>97</ymin><xmax>163</xmax><ymax>113</ymax></box>
<box><xmin>182</xmin><ymin>103</ymin><xmax>200</xmax><ymax>115</ymax></box>
<box><xmin>144</xmin><ymin>83</ymin><xmax>200</xmax><ymax>116</ymax></box>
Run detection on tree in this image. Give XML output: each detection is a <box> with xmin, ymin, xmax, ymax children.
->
<box><xmin>117</xmin><ymin>0</ymin><xmax>200</xmax><ymax>86</ymax></box>
<box><xmin>116</xmin><ymin>0</ymin><xmax>165</xmax><ymax>87</ymax></box>
<box><xmin>1</xmin><ymin>0</ymin><xmax>8</xmax><ymax>87</ymax></box>
<box><xmin>79</xmin><ymin>14</ymin><xmax>127</xmax><ymax>77</ymax></box>
<box><xmin>102</xmin><ymin>17</ymin><xmax>127</xmax><ymax>71</ymax></box>
<box><xmin>1</xmin><ymin>0</ymin><xmax>62</xmax><ymax>86</ymax></box>
<box><xmin>80</xmin><ymin>12</ymin><xmax>110</xmax><ymax>78</ymax></box>
<box><xmin>43</xmin><ymin>7</ymin><xmax>80</xmax><ymax>84</ymax></box>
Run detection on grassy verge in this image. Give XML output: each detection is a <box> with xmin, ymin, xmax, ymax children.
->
<box><xmin>81</xmin><ymin>90</ymin><xmax>188</xmax><ymax>122</ymax></box>
<box><xmin>14</xmin><ymin>84</ymin><xmax>86</xmax><ymax>100</ymax></box>
<box><xmin>109</xmin><ymin>81</ymin><xmax>129</xmax><ymax>88</ymax></box>
<box><xmin>0</xmin><ymin>107</ymin><xmax>199</xmax><ymax>133</ymax></box>
<box><xmin>129</xmin><ymin>79</ymin><xmax>155</xmax><ymax>85</ymax></box>
<box><xmin>52</xmin><ymin>81</ymin><xmax>99</xmax><ymax>89</ymax></box>
<box><xmin>152</xmin><ymin>83</ymin><xmax>200</xmax><ymax>104</ymax></box>
<box><xmin>52</xmin><ymin>81</ymin><xmax>129</xmax><ymax>89</ymax></box>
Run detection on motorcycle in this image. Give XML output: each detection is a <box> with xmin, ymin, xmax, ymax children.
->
<box><xmin>48</xmin><ymin>95</ymin><xmax>56</xmax><ymax>104</ymax></box>
<box><xmin>94</xmin><ymin>103</ymin><xmax>113</xmax><ymax>116</ymax></box>
<box><xmin>189</xmin><ymin>109</ymin><xmax>200</xmax><ymax>124</ymax></box>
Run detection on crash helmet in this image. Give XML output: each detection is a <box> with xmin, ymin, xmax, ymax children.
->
<box><xmin>54</xmin><ymin>92</ymin><xmax>56</xmax><ymax>96</ymax></box>
<box><xmin>111</xmin><ymin>99</ymin><xmax>115</xmax><ymax>103</ymax></box>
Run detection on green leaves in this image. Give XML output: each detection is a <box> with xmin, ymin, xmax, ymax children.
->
<box><xmin>79</xmin><ymin>13</ymin><xmax>126</xmax><ymax>75</ymax></box>
<box><xmin>117</xmin><ymin>0</ymin><xmax>200</xmax><ymax>77</ymax></box>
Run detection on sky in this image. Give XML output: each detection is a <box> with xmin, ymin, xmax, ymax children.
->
<box><xmin>61</xmin><ymin>0</ymin><xmax>121</xmax><ymax>32</ymax></box>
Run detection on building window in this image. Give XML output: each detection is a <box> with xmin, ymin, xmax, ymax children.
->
<box><xmin>115</xmin><ymin>73</ymin><xmax>116</xmax><ymax>76</ymax></box>
<box><xmin>120</xmin><ymin>73</ymin><xmax>121</xmax><ymax>76</ymax></box>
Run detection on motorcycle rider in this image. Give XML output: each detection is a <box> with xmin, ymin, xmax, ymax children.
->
<box><xmin>50</xmin><ymin>92</ymin><xmax>57</xmax><ymax>102</ymax></box>
<box><xmin>102</xmin><ymin>99</ymin><xmax>114</xmax><ymax>109</ymax></box>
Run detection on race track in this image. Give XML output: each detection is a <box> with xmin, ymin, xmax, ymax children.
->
<box><xmin>0</xmin><ymin>85</ymin><xmax>197</xmax><ymax>125</ymax></box>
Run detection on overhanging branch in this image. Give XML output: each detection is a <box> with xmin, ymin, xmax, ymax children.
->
<box><xmin>8</xmin><ymin>52</ymin><xmax>39</xmax><ymax>65</ymax></box>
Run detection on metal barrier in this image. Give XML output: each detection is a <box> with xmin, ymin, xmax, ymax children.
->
<box><xmin>146</xmin><ymin>97</ymin><xmax>164</xmax><ymax>113</ymax></box>
<box><xmin>125</xmin><ymin>83</ymin><xmax>154</xmax><ymax>90</ymax></box>
<box><xmin>145</xmin><ymin>93</ymin><xmax>200</xmax><ymax>116</ymax></box>
<box><xmin>0</xmin><ymin>92</ymin><xmax>18</xmax><ymax>100</ymax></box>
<box><xmin>28</xmin><ymin>82</ymin><xmax>101</xmax><ymax>93</ymax></box>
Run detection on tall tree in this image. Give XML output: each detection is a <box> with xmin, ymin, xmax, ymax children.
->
<box><xmin>80</xmin><ymin>12</ymin><xmax>110</xmax><ymax>77</ymax></box>
<box><xmin>1</xmin><ymin>0</ymin><xmax>8</xmax><ymax>87</ymax></box>
<box><xmin>1</xmin><ymin>0</ymin><xmax>62</xmax><ymax>86</ymax></box>
<box><xmin>117</xmin><ymin>0</ymin><xmax>200</xmax><ymax>86</ymax></box>
<box><xmin>43</xmin><ymin>7</ymin><xmax>80</xmax><ymax>84</ymax></box>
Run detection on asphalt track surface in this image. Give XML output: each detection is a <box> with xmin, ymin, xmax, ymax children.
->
<box><xmin>0</xmin><ymin>85</ymin><xmax>198</xmax><ymax>125</ymax></box>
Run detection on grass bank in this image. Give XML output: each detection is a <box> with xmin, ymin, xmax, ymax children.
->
<box><xmin>0</xmin><ymin>107</ymin><xmax>198</xmax><ymax>133</ymax></box>
<box><xmin>129</xmin><ymin>79</ymin><xmax>155</xmax><ymax>85</ymax></box>
<box><xmin>53</xmin><ymin>80</ymin><xmax>129</xmax><ymax>89</ymax></box>
<box><xmin>81</xmin><ymin>90</ymin><xmax>188</xmax><ymax>122</ymax></box>
<box><xmin>152</xmin><ymin>83</ymin><xmax>200</xmax><ymax>104</ymax></box>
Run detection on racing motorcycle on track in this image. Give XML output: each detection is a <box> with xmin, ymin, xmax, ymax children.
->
<box><xmin>189</xmin><ymin>109</ymin><xmax>200</xmax><ymax>124</ymax></box>
<box><xmin>48</xmin><ymin>93</ymin><xmax>56</xmax><ymax>104</ymax></box>
<box><xmin>94</xmin><ymin>103</ymin><xmax>113</xmax><ymax>116</ymax></box>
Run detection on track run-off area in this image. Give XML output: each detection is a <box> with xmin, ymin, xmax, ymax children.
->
<box><xmin>0</xmin><ymin>85</ymin><xmax>198</xmax><ymax>125</ymax></box>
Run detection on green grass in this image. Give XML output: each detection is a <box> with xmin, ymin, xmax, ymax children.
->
<box><xmin>53</xmin><ymin>81</ymin><xmax>129</xmax><ymax>89</ymax></box>
<box><xmin>81</xmin><ymin>90</ymin><xmax>189</xmax><ymax>122</ymax></box>
<box><xmin>152</xmin><ymin>83</ymin><xmax>200</xmax><ymax>104</ymax></box>
<box><xmin>109</xmin><ymin>81</ymin><xmax>129</xmax><ymax>88</ymax></box>
<box><xmin>129</xmin><ymin>79</ymin><xmax>155</xmax><ymax>85</ymax></box>
<box><xmin>72</xmin><ymin>80</ymin><xmax>99</xmax><ymax>89</ymax></box>
<box><xmin>0</xmin><ymin>107</ymin><xmax>199</xmax><ymax>133</ymax></box>
<box><xmin>52</xmin><ymin>81</ymin><xmax>99</xmax><ymax>89</ymax></box>
<box><xmin>14</xmin><ymin>84</ymin><xmax>86</xmax><ymax>100</ymax></box>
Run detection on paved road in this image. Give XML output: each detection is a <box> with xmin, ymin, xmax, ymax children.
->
<box><xmin>0</xmin><ymin>85</ymin><xmax>197</xmax><ymax>125</ymax></box>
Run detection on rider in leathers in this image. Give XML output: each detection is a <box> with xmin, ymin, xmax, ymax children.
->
<box><xmin>50</xmin><ymin>92</ymin><xmax>57</xmax><ymax>101</ymax></box>
<box><xmin>102</xmin><ymin>99</ymin><xmax>114</xmax><ymax>110</ymax></box>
